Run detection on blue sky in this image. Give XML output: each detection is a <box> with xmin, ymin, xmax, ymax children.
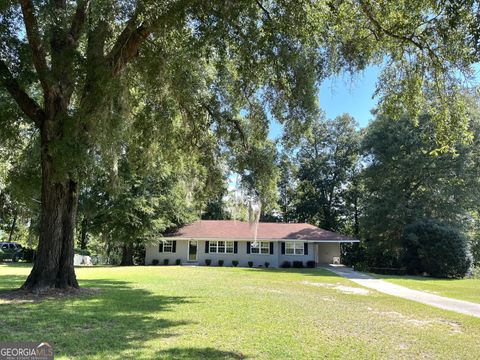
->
<box><xmin>319</xmin><ymin>65</ymin><xmax>381</xmax><ymax>128</ymax></box>
<box><xmin>269</xmin><ymin>63</ymin><xmax>480</xmax><ymax>140</ymax></box>
<box><xmin>268</xmin><ymin>65</ymin><xmax>381</xmax><ymax>139</ymax></box>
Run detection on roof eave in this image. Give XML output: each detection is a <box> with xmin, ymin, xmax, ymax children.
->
<box><xmin>161</xmin><ymin>236</ymin><xmax>359</xmax><ymax>243</ymax></box>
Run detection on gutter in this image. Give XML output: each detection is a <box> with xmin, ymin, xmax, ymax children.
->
<box><xmin>160</xmin><ymin>237</ymin><xmax>360</xmax><ymax>243</ymax></box>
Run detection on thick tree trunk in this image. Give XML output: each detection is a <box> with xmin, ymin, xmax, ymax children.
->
<box><xmin>21</xmin><ymin>126</ymin><xmax>79</xmax><ymax>291</ymax></box>
<box><xmin>120</xmin><ymin>243</ymin><xmax>134</xmax><ymax>266</ymax></box>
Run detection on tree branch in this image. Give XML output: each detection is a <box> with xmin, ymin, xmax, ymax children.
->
<box><xmin>256</xmin><ymin>0</ymin><xmax>272</xmax><ymax>20</ymax></box>
<box><xmin>107</xmin><ymin>23</ymin><xmax>152</xmax><ymax>75</ymax></box>
<box><xmin>359</xmin><ymin>0</ymin><xmax>442</xmax><ymax>67</ymax></box>
<box><xmin>19</xmin><ymin>0</ymin><xmax>50</xmax><ymax>92</ymax></box>
<box><xmin>106</xmin><ymin>0</ymin><xmax>193</xmax><ymax>76</ymax></box>
<box><xmin>0</xmin><ymin>60</ymin><xmax>45</xmax><ymax>126</ymax></box>
<box><xmin>105</xmin><ymin>1</ymin><xmax>154</xmax><ymax>76</ymax></box>
<box><xmin>70</xmin><ymin>0</ymin><xmax>91</xmax><ymax>44</ymax></box>
<box><xmin>79</xmin><ymin>17</ymin><xmax>109</xmax><ymax>113</ymax></box>
<box><xmin>203</xmin><ymin>103</ymin><xmax>247</xmax><ymax>147</ymax></box>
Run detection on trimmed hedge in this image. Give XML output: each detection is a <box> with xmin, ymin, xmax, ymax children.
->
<box><xmin>281</xmin><ymin>261</ymin><xmax>291</xmax><ymax>268</ymax></box>
<box><xmin>292</xmin><ymin>261</ymin><xmax>303</xmax><ymax>268</ymax></box>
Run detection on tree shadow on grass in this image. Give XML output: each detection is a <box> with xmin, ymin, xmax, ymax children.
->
<box><xmin>249</xmin><ymin>267</ymin><xmax>340</xmax><ymax>277</ymax></box>
<box><xmin>157</xmin><ymin>347</ymin><xmax>246</xmax><ymax>359</ymax></box>
<box><xmin>0</xmin><ymin>274</ymin><xmax>28</xmax><ymax>290</ymax></box>
<box><xmin>0</xmin><ymin>275</ymin><xmax>196</xmax><ymax>359</ymax></box>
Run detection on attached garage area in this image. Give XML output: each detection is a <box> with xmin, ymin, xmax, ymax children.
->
<box><xmin>315</xmin><ymin>242</ymin><xmax>341</xmax><ymax>265</ymax></box>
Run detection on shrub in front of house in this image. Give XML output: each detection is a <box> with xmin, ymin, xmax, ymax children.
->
<box><xmin>218</xmin><ymin>259</ymin><xmax>224</xmax><ymax>266</ymax></box>
<box><xmin>265</xmin><ymin>262</ymin><xmax>270</xmax><ymax>268</ymax></box>
<box><xmin>281</xmin><ymin>261</ymin><xmax>291</xmax><ymax>268</ymax></box>
<box><xmin>306</xmin><ymin>260</ymin><xmax>316</xmax><ymax>268</ymax></box>
<box><xmin>232</xmin><ymin>260</ymin><xmax>239</xmax><ymax>267</ymax></box>
<box><xmin>176</xmin><ymin>259</ymin><xmax>181</xmax><ymax>265</ymax></box>
<box><xmin>163</xmin><ymin>259</ymin><xmax>169</xmax><ymax>265</ymax></box>
<box><xmin>205</xmin><ymin>259</ymin><xmax>212</xmax><ymax>266</ymax></box>
<box><xmin>152</xmin><ymin>259</ymin><xmax>159</xmax><ymax>265</ymax></box>
<box><xmin>248</xmin><ymin>261</ymin><xmax>253</xmax><ymax>268</ymax></box>
<box><xmin>292</xmin><ymin>261</ymin><xmax>303</xmax><ymax>268</ymax></box>
<box><xmin>402</xmin><ymin>219</ymin><xmax>471</xmax><ymax>278</ymax></box>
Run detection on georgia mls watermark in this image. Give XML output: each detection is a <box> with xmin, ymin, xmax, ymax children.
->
<box><xmin>0</xmin><ymin>342</ymin><xmax>53</xmax><ymax>360</ymax></box>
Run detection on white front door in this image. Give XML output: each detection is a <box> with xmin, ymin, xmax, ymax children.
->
<box><xmin>188</xmin><ymin>241</ymin><xmax>198</xmax><ymax>261</ymax></box>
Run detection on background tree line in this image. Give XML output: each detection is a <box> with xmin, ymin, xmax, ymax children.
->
<box><xmin>268</xmin><ymin>91</ymin><xmax>480</xmax><ymax>278</ymax></box>
<box><xmin>2</xmin><ymin>89</ymin><xmax>480</xmax><ymax>278</ymax></box>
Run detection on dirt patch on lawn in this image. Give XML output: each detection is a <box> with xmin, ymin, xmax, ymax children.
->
<box><xmin>0</xmin><ymin>287</ymin><xmax>100</xmax><ymax>304</ymax></box>
<box><xmin>301</xmin><ymin>281</ymin><xmax>370</xmax><ymax>295</ymax></box>
<box><xmin>366</xmin><ymin>307</ymin><xmax>463</xmax><ymax>334</ymax></box>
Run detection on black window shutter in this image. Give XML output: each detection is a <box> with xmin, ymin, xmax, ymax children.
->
<box><xmin>234</xmin><ymin>241</ymin><xmax>238</xmax><ymax>253</ymax></box>
<box><xmin>159</xmin><ymin>242</ymin><xmax>164</xmax><ymax>253</ymax></box>
<box><xmin>205</xmin><ymin>241</ymin><xmax>209</xmax><ymax>253</ymax></box>
<box><xmin>269</xmin><ymin>242</ymin><xmax>274</xmax><ymax>255</ymax></box>
<box><xmin>172</xmin><ymin>241</ymin><xmax>177</xmax><ymax>253</ymax></box>
<box><xmin>246</xmin><ymin>241</ymin><xmax>251</xmax><ymax>254</ymax></box>
<box><xmin>281</xmin><ymin>242</ymin><xmax>285</xmax><ymax>254</ymax></box>
<box><xmin>304</xmin><ymin>242</ymin><xmax>308</xmax><ymax>255</ymax></box>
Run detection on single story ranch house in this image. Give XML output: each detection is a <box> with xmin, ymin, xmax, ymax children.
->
<box><xmin>145</xmin><ymin>220</ymin><xmax>358</xmax><ymax>268</ymax></box>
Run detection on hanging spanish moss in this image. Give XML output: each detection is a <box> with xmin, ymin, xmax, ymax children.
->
<box><xmin>248</xmin><ymin>196</ymin><xmax>262</xmax><ymax>246</ymax></box>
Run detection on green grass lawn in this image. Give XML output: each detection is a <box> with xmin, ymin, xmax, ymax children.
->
<box><xmin>1</xmin><ymin>264</ymin><xmax>480</xmax><ymax>359</ymax></box>
<box><xmin>371</xmin><ymin>273</ymin><xmax>480</xmax><ymax>304</ymax></box>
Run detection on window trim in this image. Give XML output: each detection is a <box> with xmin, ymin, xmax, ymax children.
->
<box><xmin>250</xmin><ymin>241</ymin><xmax>271</xmax><ymax>255</ymax></box>
<box><xmin>163</xmin><ymin>240</ymin><xmax>174</xmax><ymax>253</ymax></box>
<box><xmin>285</xmin><ymin>241</ymin><xmax>304</xmax><ymax>255</ymax></box>
<box><xmin>209</xmin><ymin>240</ymin><xmax>235</xmax><ymax>254</ymax></box>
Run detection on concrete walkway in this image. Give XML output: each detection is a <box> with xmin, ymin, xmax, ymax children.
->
<box><xmin>323</xmin><ymin>266</ymin><xmax>480</xmax><ymax>318</ymax></box>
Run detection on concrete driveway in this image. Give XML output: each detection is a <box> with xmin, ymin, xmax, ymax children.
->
<box><xmin>323</xmin><ymin>266</ymin><xmax>480</xmax><ymax>318</ymax></box>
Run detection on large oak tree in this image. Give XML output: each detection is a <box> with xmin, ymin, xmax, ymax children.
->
<box><xmin>0</xmin><ymin>0</ymin><xmax>477</xmax><ymax>291</ymax></box>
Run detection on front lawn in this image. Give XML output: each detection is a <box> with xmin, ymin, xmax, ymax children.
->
<box><xmin>1</xmin><ymin>264</ymin><xmax>480</xmax><ymax>359</ymax></box>
<box><xmin>372</xmin><ymin>274</ymin><xmax>480</xmax><ymax>304</ymax></box>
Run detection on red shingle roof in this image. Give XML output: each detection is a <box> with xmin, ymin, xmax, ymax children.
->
<box><xmin>166</xmin><ymin>220</ymin><xmax>357</xmax><ymax>241</ymax></box>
